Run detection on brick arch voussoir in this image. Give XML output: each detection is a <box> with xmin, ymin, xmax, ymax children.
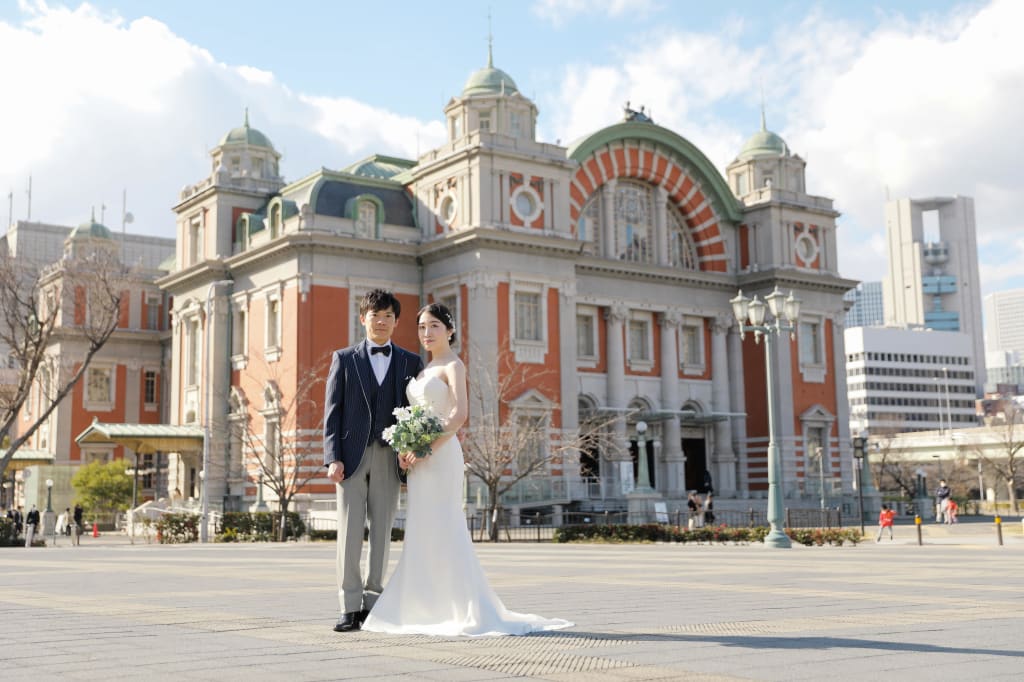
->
<box><xmin>571</xmin><ymin>145</ymin><xmax>724</xmax><ymax>262</ymax></box>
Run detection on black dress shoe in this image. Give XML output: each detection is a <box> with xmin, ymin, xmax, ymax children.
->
<box><xmin>334</xmin><ymin>611</ymin><xmax>362</xmax><ymax>632</ymax></box>
<box><xmin>357</xmin><ymin>609</ymin><xmax>370</xmax><ymax>625</ymax></box>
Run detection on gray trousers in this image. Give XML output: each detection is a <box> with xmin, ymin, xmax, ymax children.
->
<box><xmin>335</xmin><ymin>441</ymin><xmax>400</xmax><ymax>613</ymax></box>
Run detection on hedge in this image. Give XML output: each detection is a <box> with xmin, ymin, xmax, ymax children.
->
<box><xmin>553</xmin><ymin>524</ymin><xmax>861</xmax><ymax>546</ymax></box>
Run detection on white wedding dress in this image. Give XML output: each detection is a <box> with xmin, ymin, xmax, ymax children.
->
<box><xmin>362</xmin><ymin>375</ymin><xmax>573</xmax><ymax>637</ymax></box>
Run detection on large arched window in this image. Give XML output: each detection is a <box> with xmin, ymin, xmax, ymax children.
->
<box><xmin>667</xmin><ymin>205</ymin><xmax>698</xmax><ymax>270</ymax></box>
<box><xmin>614</xmin><ymin>182</ymin><xmax>653</xmax><ymax>264</ymax></box>
<box><xmin>578</xmin><ymin>195</ymin><xmax>600</xmax><ymax>255</ymax></box>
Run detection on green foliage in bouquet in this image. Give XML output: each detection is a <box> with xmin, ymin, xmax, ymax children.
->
<box><xmin>383</xmin><ymin>404</ymin><xmax>444</xmax><ymax>458</ymax></box>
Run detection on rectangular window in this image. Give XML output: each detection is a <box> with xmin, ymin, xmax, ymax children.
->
<box><xmin>188</xmin><ymin>217</ymin><xmax>202</xmax><ymax>266</ymax></box>
<box><xmin>577</xmin><ymin>313</ymin><xmax>595</xmax><ymax>358</ymax></box>
<box><xmin>479</xmin><ymin>114</ymin><xmax>491</xmax><ymax>132</ymax></box>
<box><xmin>232</xmin><ymin>309</ymin><xmax>248</xmax><ymax>357</ymax></box>
<box><xmin>144</xmin><ymin>370</ymin><xmax>157</xmax><ymax>404</ymax></box>
<box><xmin>187</xmin><ymin>319</ymin><xmax>200</xmax><ymax>386</ymax></box>
<box><xmin>267</xmin><ymin>299</ymin><xmax>280</xmax><ymax>348</ymax></box>
<box><xmin>628</xmin><ymin>319</ymin><xmax>650</xmax><ymax>362</ymax></box>
<box><xmin>514</xmin><ymin>292</ymin><xmax>541</xmax><ymax>341</ymax></box>
<box><xmin>800</xmin><ymin>321</ymin><xmax>822</xmax><ymax>365</ymax></box>
<box><xmin>146</xmin><ymin>295</ymin><xmax>160</xmax><ymax>330</ymax></box>
<box><xmin>515</xmin><ymin>415</ymin><xmax>546</xmax><ymax>474</ymax></box>
<box><xmin>510</xmin><ymin>111</ymin><xmax>521</xmax><ymax>138</ymax></box>
<box><xmin>681</xmin><ymin>325</ymin><xmax>702</xmax><ymax>366</ymax></box>
<box><xmin>87</xmin><ymin>367</ymin><xmax>111</xmax><ymax>404</ymax></box>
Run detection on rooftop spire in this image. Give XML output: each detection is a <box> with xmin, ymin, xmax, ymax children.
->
<box><xmin>244</xmin><ymin>106</ymin><xmax>250</xmax><ymax>128</ymax></box>
<box><xmin>487</xmin><ymin>10</ymin><xmax>493</xmax><ymax>67</ymax></box>
<box><xmin>759</xmin><ymin>82</ymin><xmax>767</xmax><ymax>131</ymax></box>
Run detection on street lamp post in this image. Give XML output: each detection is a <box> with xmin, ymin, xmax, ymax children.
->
<box><xmin>45</xmin><ymin>478</ymin><xmax>53</xmax><ymax>513</ymax></box>
<box><xmin>730</xmin><ymin>286</ymin><xmax>801</xmax><ymax>549</ymax></box>
<box><xmin>852</xmin><ymin>437</ymin><xmax>866</xmax><ymax>536</ymax></box>
<box><xmin>634</xmin><ymin>421</ymin><xmax>652</xmax><ymax>492</ymax></box>
<box><xmin>201</xmin><ymin>279</ymin><xmax>233</xmax><ymax>544</ymax></box>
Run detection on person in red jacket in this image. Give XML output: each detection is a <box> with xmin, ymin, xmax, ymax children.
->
<box><xmin>876</xmin><ymin>504</ymin><xmax>896</xmax><ymax>542</ymax></box>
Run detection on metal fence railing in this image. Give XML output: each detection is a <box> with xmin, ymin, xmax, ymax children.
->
<box><xmin>300</xmin><ymin>506</ymin><xmax>845</xmax><ymax>543</ymax></box>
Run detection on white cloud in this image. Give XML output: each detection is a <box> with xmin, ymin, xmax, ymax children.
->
<box><xmin>0</xmin><ymin>2</ymin><xmax>445</xmax><ymax>236</ymax></box>
<box><xmin>531</xmin><ymin>0</ymin><xmax>662</xmax><ymax>27</ymax></box>
<box><xmin>541</xmin><ymin>0</ymin><xmax>1024</xmax><ymax>294</ymax></box>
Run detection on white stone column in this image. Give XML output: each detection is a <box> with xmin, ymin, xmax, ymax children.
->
<box><xmin>711</xmin><ymin>315</ymin><xmax>737</xmax><ymax>497</ymax></box>
<box><xmin>655</xmin><ymin>185</ymin><xmax>670</xmax><ymax>266</ymax></box>
<box><xmin>728</xmin><ymin>324</ymin><xmax>748</xmax><ymax>497</ymax></box>
<box><xmin>601</xmin><ymin>180</ymin><xmax>617</xmax><ymax>259</ymax></box>
<box><xmin>605</xmin><ymin>303</ymin><xmax>628</xmax><ymax>496</ymax></box>
<box><xmin>830</xmin><ymin>315</ymin><xmax>854</xmax><ymax>493</ymax></box>
<box><xmin>558</xmin><ymin>281</ymin><xmax>580</xmax><ymax>492</ymax></box>
<box><xmin>659</xmin><ymin>310</ymin><xmax>684</xmax><ymax>498</ymax></box>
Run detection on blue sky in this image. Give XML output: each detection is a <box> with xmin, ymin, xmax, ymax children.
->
<box><xmin>2</xmin><ymin>0</ymin><xmax>1022</xmax><ymax>295</ymax></box>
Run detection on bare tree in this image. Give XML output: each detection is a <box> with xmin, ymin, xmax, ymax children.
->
<box><xmin>232</xmin><ymin>355</ymin><xmax>330</xmax><ymax>540</ymax></box>
<box><xmin>0</xmin><ymin>248</ymin><xmax>124</xmax><ymax>478</ymax></box>
<box><xmin>462</xmin><ymin>345</ymin><xmax>621</xmax><ymax>541</ymax></box>
<box><xmin>974</xmin><ymin>403</ymin><xmax>1024</xmax><ymax>513</ymax></box>
<box><xmin>870</xmin><ymin>428</ymin><xmax>917</xmax><ymax>501</ymax></box>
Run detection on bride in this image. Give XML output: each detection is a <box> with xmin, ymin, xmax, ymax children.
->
<box><xmin>361</xmin><ymin>303</ymin><xmax>572</xmax><ymax>637</ymax></box>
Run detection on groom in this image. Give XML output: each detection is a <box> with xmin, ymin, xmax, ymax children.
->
<box><xmin>323</xmin><ymin>289</ymin><xmax>423</xmax><ymax>632</ymax></box>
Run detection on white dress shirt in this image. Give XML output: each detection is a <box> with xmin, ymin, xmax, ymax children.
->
<box><xmin>367</xmin><ymin>341</ymin><xmax>393</xmax><ymax>385</ymax></box>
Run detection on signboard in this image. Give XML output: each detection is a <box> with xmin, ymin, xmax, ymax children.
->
<box><xmin>620</xmin><ymin>461</ymin><xmax>634</xmax><ymax>495</ymax></box>
<box><xmin>654</xmin><ymin>502</ymin><xmax>669</xmax><ymax>523</ymax></box>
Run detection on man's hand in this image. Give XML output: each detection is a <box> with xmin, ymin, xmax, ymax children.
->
<box><xmin>327</xmin><ymin>461</ymin><xmax>345</xmax><ymax>483</ymax></box>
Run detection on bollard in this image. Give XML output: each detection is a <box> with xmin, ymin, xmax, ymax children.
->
<box><xmin>92</xmin><ymin>522</ymin><xmax>99</xmax><ymax>538</ymax></box>
<box><xmin>995</xmin><ymin>516</ymin><xmax>1003</xmax><ymax>546</ymax></box>
<box><xmin>915</xmin><ymin>515</ymin><xmax>922</xmax><ymax>545</ymax></box>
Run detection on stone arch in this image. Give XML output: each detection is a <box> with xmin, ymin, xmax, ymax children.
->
<box><xmin>567</xmin><ymin>123</ymin><xmax>743</xmax><ymax>273</ymax></box>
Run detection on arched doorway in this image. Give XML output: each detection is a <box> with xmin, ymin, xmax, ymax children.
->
<box><xmin>577</xmin><ymin>396</ymin><xmax>601</xmax><ymax>480</ymax></box>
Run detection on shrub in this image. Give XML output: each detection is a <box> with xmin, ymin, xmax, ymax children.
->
<box><xmin>0</xmin><ymin>517</ymin><xmax>19</xmax><ymax>546</ymax></box>
<box><xmin>308</xmin><ymin>527</ymin><xmax>405</xmax><ymax>542</ymax></box>
<box><xmin>217</xmin><ymin>511</ymin><xmax>305</xmax><ymax>542</ymax></box>
<box><xmin>553</xmin><ymin>524</ymin><xmax>856</xmax><ymax>546</ymax></box>
<box><xmin>154</xmin><ymin>512</ymin><xmax>199</xmax><ymax>544</ymax></box>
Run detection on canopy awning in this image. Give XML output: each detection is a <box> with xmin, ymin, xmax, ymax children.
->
<box><xmin>0</xmin><ymin>448</ymin><xmax>56</xmax><ymax>470</ymax></box>
<box><xmin>75</xmin><ymin>419</ymin><xmax>204</xmax><ymax>454</ymax></box>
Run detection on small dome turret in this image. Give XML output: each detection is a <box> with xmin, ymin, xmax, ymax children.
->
<box><xmin>462</xmin><ymin>43</ymin><xmax>519</xmax><ymax>97</ymax></box>
<box><xmin>218</xmin><ymin>108</ymin><xmax>275</xmax><ymax>150</ymax></box>
<box><xmin>737</xmin><ymin>109</ymin><xmax>788</xmax><ymax>161</ymax></box>
<box><xmin>69</xmin><ymin>209</ymin><xmax>113</xmax><ymax>241</ymax></box>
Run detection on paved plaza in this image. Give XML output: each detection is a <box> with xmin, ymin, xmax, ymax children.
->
<box><xmin>1</xmin><ymin>522</ymin><xmax>1022</xmax><ymax>681</ymax></box>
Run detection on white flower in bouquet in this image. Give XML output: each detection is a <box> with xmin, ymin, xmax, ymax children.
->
<box><xmin>383</xmin><ymin>404</ymin><xmax>445</xmax><ymax>458</ymax></box>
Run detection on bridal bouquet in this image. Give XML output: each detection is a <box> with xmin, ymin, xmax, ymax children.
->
<box><xmin>383</xmin><ymin>405</ymin><xmax>445</xmax><ymax>458</ymax></box>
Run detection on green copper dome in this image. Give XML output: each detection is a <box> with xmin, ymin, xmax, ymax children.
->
<box><xmin>462</xmin><ymin>44</ymin><xmax>519</xmax><ymax>97</ymax></box>
<box><xmin>218</xmin><ymin>109</ymin><xmax>275</xmax><ymax>150</ymax></box>
<box><xmin>463</xmin><ymin>66</ymin><xmax>519</xmax><ymax>96</ymax></box>
<box><xmin>70</xmin><ymin>210</ymin><xmax>113</xmax><ymax>241</ymax></box>
<box><xmin>737</xmin><ymin>110</ymin><xmax>788</xmax><ymax>160</ymax></box>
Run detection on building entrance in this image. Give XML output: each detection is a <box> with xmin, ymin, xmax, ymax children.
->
<box><xmin>682</xmin><ymin>438</ymin><xmax>708</xmax><ymax>493</ymax></box>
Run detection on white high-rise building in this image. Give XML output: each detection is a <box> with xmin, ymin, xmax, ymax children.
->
<box><xmin>983</xmin><ymin>289</ymin><xmax>1024</xmax><ymax>355</ymax></box>
<box><xmin>882</xmin><ymin>196</ymin><xmax>986</xmax><ymax>396</ymax></box>
<box><xmin>845</xmin><ymin>327</ymin><xmax>977</xmax><ymax>435</ymax></box>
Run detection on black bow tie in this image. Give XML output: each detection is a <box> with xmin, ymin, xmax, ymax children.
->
<box><xmin>370</xmin><ymin>345</ymin><xmax>391</xmax><ymax>357</ymax></box>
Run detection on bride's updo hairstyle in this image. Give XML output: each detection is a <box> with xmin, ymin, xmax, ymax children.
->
<box><xmin>417</xmin><ymin>302</ymin><xmax>456</xmax><ymax>343</ymax></box>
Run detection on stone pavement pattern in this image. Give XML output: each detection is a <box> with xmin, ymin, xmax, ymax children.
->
<box><xmin>1</xmin><ymin>524</ymin><xmax>1021</xmax><ymax>681</ymax></box>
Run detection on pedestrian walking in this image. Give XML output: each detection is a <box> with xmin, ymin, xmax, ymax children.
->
<box><xmin>876</xmin><ymin>504</ymin><xmax>896</xmax><ymax>541</ymax></box>
<box><xmin>935</xmin><ymin>480</ymin><xmax>951</xmax><ymax>523</ymax></box>
<box><xmin>946</xmin><ymin>498</ymin><xmax>959</xmax><ymax>524</ymax></box>
<box><xmin>56</xmin><ymin>507</ymin><xmax>70</xmax><ymax>536</ymax></box>
<box><xmin>72</xmin><ymin>504</ymin><xmax>84</xmax><ymax>546</ymax></box>
<box><xmin>687</xmin><ymin>492</ymin><xmax>701</xmax><ymax>529</ymax></box>
<box><xmin>24</xmin><ymin>504</ymin><xmax>40</xmax><ymax>547</ymax></box>
<box><xmin>703</xmin><ymin>492</ymin><xmax>715</xmax><ymax>526</ymax></box>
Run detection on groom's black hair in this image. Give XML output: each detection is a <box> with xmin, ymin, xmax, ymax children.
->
<box><xmin>359</xmin><ymin>289</ymin><xmax>401</xmax><ymax>318</ymax></box>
